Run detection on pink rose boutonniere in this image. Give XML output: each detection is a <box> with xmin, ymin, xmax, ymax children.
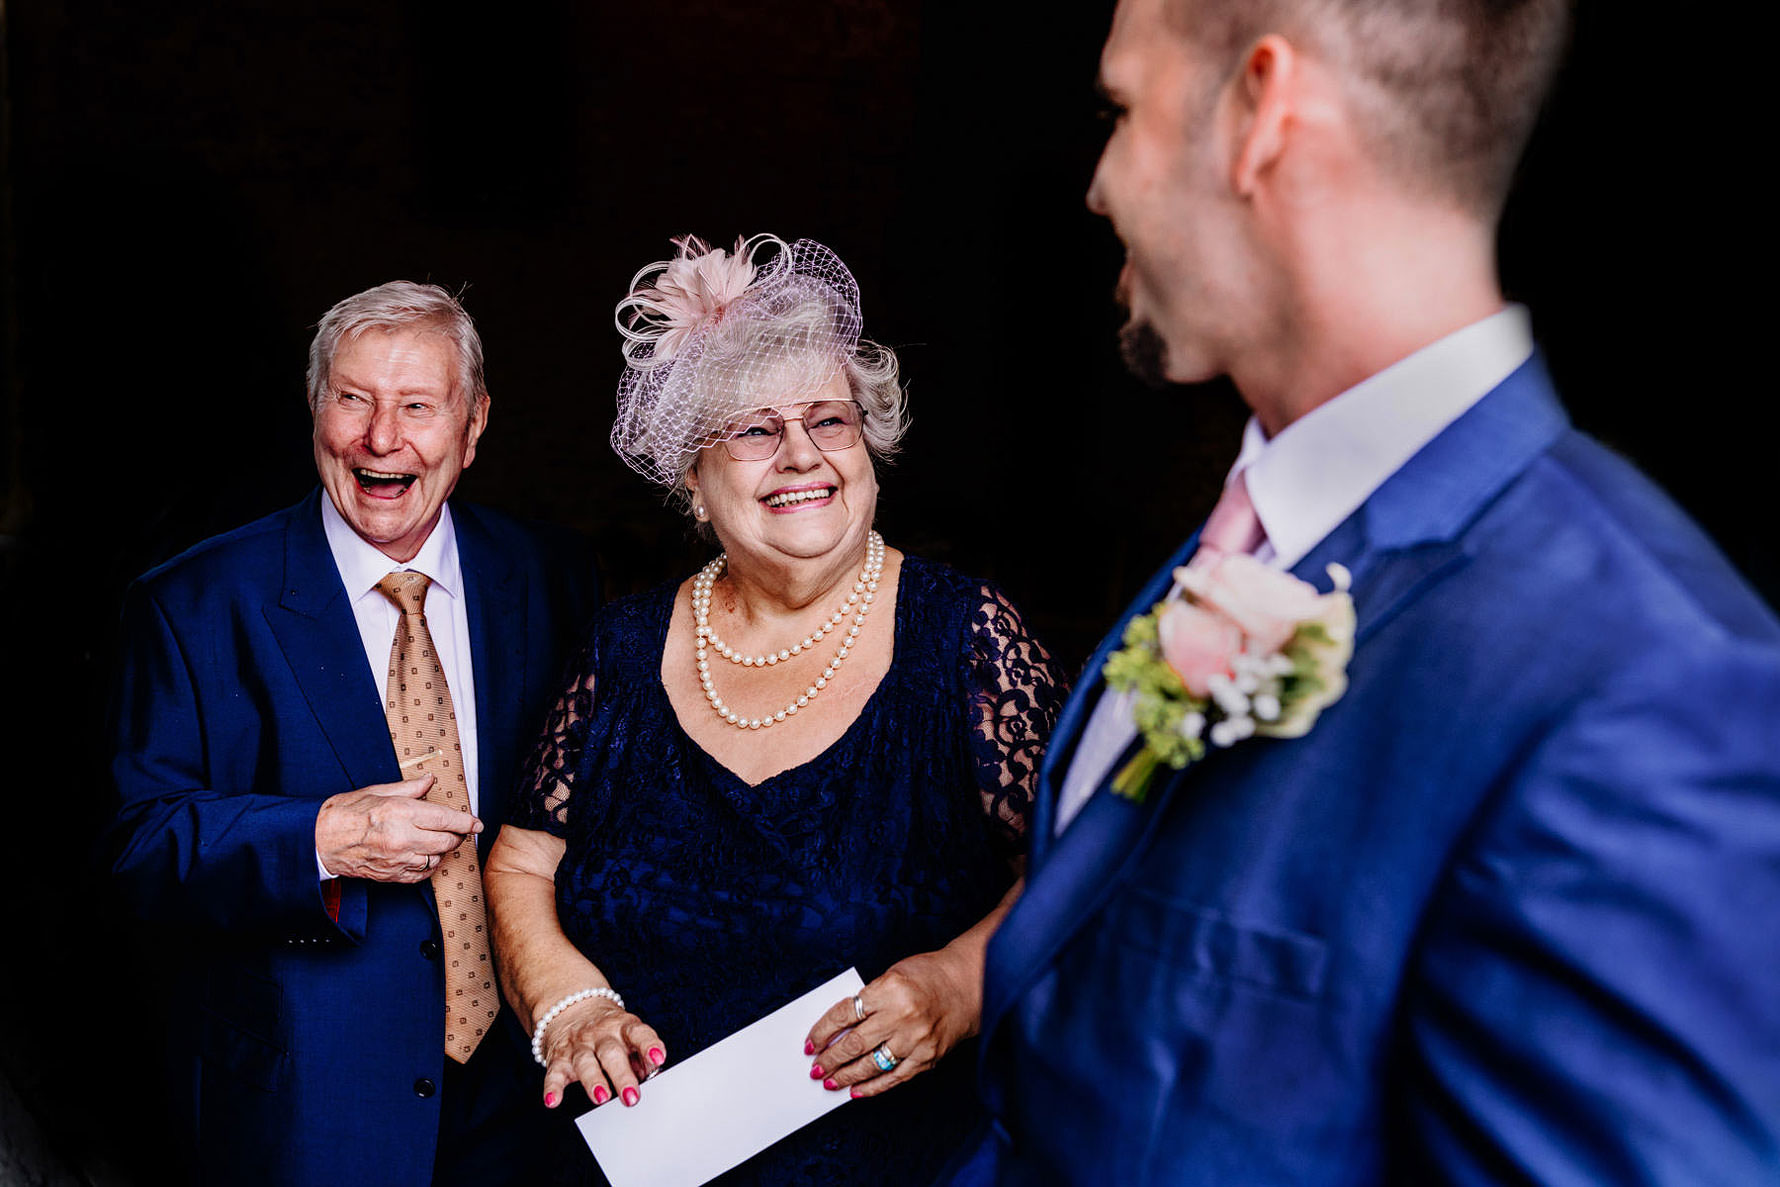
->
<box><xmin>1101</xmin><ymin>553</ymin><xmax>1356</xmax><ymax>803</ymax></box>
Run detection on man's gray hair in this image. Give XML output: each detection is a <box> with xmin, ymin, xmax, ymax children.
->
<box><xmin>306</xmin><ymin>281</ymin><xmax>488</xmax><ymax>413</ymax></box>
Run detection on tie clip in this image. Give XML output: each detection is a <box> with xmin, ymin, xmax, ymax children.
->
<box><xmin>399</xmin><ymin>748</ymin><xmax>443</xmax><ymax>771</ymax></box>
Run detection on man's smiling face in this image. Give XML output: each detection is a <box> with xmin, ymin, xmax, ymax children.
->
<box><xmin>312</xmin><ymin>326</ymin><xmax>487</xmax><ymax>563</ymax></box>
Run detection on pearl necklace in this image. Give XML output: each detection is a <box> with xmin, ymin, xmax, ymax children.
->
<box><xmin>692</xmin><ymin>531</ymin><xmax>885</xmax><ymax>731</ymax></box>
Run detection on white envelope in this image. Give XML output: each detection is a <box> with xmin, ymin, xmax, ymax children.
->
<box><xmin>576</xmin><ymin>967</ymin><xmax>864</xmax><ymax>1187</ymax></box>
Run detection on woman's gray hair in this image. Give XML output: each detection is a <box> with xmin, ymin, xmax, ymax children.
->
<box><xmin>306</xmin><ymin>281</ymin><xmax>487</xmax><ymax>413</ymax></box>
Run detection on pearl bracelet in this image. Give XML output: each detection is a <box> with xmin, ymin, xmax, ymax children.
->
<box><xmin>531</xmin><ymin>986</ymin><xmax>625</xmax><ymax>1066</ymax></box>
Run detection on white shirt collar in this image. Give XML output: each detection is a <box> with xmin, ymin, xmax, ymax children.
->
<box><xmin>319</xmin><ymin>494</ymin><xmax>462</xmax><ymax>603</ymax></box>
<box><xmin>1230</xmin><ymin>305</ymin><xmax>1534</xmax><ymax>569</ymax></box>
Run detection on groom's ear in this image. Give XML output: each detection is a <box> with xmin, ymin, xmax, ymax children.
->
<box><xmin>1229</xmin><ymin>34</ymin><xmax>1298</xmax><ymax>199</ymax></box>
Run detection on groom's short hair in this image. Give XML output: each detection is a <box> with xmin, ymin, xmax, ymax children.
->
<box><xmin>1164</xmin><ymin>0</ymin><xmax>1572</xmax><ymax>217</ymax></box>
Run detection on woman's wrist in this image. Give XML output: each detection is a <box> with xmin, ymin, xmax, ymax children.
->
<box><xmin>530</xmin><ymin>985</ymin><xmax>625</xmax><ymax>1065</ymax></box>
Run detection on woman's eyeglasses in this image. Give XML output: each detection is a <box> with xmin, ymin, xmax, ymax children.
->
<box><xmin>719</xmin><ymin>400</ymin><xmax>864</xmax><ymax>462</ymax></box>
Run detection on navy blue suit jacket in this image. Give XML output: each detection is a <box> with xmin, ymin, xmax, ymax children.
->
<box><xmin>965</xmin><ymin>360</ymin><xmax>1780</xmax><ymax>1184</ymax></box>
<box><xmin>108</xmin><ymin>491</ymin><xmax>597</xmax><ymax>1186</ymax></box>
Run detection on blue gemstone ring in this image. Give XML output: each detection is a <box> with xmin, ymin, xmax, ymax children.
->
<box><xmin>871</xmin><ymin>1044</ymin><xmax>897</xmax><ymax>1072</ymax></box>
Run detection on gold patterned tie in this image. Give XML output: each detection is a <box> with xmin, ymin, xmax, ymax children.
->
<box><xmin>375</xmin><ymin>571</ymin><xmax>497</xmax><ymax>1063</ymax></box>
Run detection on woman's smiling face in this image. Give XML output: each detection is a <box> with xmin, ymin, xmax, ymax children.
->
<box><xmin>686</xmin><ymin>372</ymin><xmax>877</xmax><ymax>573</ymax></box>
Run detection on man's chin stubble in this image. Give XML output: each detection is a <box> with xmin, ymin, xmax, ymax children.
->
<box><xmin>1119</xmin><ymin>320</ymin><xmax>1170</xmax><ymax>388</ymax></box>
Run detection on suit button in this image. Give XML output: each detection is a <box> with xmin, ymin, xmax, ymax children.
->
<box><xmin>414</xmin><ymin>1078</ymin><xmax>437</xmax><ymax>1098</ymax></box>
<box><xmin>420</xmin><ymin>939</ymin><xmax>440</xmax><ymax>960</ymax></box>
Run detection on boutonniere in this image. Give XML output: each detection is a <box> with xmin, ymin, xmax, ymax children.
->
<box><xmin>1102</xmin><ymin>554</ymin><xmax>1355</xmax><ymax>803</ymax></box>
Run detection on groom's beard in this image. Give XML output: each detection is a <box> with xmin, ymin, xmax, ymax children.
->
<box><xmin>1113</xmin><ymin>269</ymin><xmax>1169</xmax><ymax>388</ymax></box>
<box><xmin>1119</xmin><ymin>319</ymin><xmax>1169</xmax><ymax>389</ymax></box>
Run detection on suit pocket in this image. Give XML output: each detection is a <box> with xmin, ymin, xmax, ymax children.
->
<box><xmin>1107</xmin><ymin>887</ymin><xmax>1328</xmax><ymax>1001</ymax></box>
<box><xmin>199</xmin><ymin>963</ymin><xmax>291</xmax><ymax>1093</ymax></box>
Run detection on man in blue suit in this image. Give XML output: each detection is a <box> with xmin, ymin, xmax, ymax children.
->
<box><xmin>108</xmin><ymin>282</ymin><xmax>597</xmax><ymax>1185</ymax></box>
<box><xmin>965</xmin><ymin>0</ymin><xmax>1780</xmax><ymax>1182</ymax></box>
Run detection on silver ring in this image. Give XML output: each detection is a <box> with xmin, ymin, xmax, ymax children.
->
<box><xmin>871</xmin><ymin>1044</ymin><xmax>897</xmax><ymax>1072</ymax></box>
<box><xmin>852</xmin><ymin>993</ymin><xmax>868</xmax><ymax>1023</ymax></box>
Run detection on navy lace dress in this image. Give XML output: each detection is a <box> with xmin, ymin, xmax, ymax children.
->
<box><xmin>515</xmin><ymin>555</ymin><xmax>1064</xmax><ymax>1186</ymax></box>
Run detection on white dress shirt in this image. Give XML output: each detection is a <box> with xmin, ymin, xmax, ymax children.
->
<box><xmin>317</xmin><ymin>497</ymin><xmax>481</xmax><ymax>877</ymax></box>
<box><xmin>1055</xmin><ymin>306</ymin><xmax>1535</xmax><ymax>833</ymax></box>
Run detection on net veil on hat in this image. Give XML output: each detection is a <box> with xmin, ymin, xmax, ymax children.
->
<box><xmin>612</xmin><ymin>233</ymin><xmax>864</xmax><ymax>486</ymax></box>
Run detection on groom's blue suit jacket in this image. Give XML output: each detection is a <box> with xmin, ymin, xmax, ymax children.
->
<box><xmin>969</xmin><ymin>360</ymin><xmax>1780</xmax><ymax>1185</ymax></box>
<box><xmin>107</xmin><ymin>491</ymin><xmax>597</xmax><ymax>1187</ymax></box>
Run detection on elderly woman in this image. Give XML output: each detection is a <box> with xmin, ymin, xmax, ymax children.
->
<box><xmin>485</xmin><ymin>234</ymin><xmax>1063</xmax><ymax>1185</ymax></box>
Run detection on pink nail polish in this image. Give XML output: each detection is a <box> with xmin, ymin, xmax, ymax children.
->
<box><xmin>544</xmin><ymin>1091</ymin><xmax>557</xmax><ymax>1108</ymax></box>
<box><xmin>850</xmin><ymin>1088</ymin><xmax>863</xmax><ymax>1099</ymax></box>
<box><xmin>824</xmin><ymin>1078</ymin><xmax>838</xmax><ymax>1091</ymax></box>
<box><xmin>649</xmin><ymin>1046</ymin><xmax>665</xmax><ymax>1066</ymax></box>
<box><xmin>804</xmin><ymin>1039</ymin><xmax>814</xmax><ymax>1056</ymax></box>
<box><xmin>593</xmin><ymin>1086</ymin><xmax>609</xmax><ymax>1105</ymax></box>
<box><xmin>809</xmin><ymin>1065</ymin><xmax>824</xmax><ymax>1079</ymax></box>
<box><xmin>622</xmin><ymin>1087</ymin><xmax>639</xmax><ymax>1107</ymax></box>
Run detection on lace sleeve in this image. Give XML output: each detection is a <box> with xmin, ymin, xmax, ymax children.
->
<box><xmin>966</xmin><ymin>583</ymin><xmax>1069</xmax><ymax>860</ymax></box>
<box><xmin>514</xmin><ymin>638</ymin><xmax>598</xmax><ymax>834</ymax></box>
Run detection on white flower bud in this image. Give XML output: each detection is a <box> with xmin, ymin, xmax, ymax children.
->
<box><xmin>1211</xmin><ymin>679</ymin><xmax>1250</xmax><ymax>716</ymax></box>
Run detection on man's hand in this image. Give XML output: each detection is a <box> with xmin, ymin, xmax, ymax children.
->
<box><xmin>315</xmin><ymin>774</ymin><xmax>481</xmax><ymax>883</ymax></box>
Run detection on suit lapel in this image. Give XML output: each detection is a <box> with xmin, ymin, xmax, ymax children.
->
<box><xmin>264</xmin><ymin>492</ymin><xmax>400</xmax><ymax>793</ymax></box>
<box><xmin>454</xmin><ymin>503</ymin><xmax>524</xmax><ymax>852</ymax></box>
<box><xmin>1029</xmin><ymin>530</ymin><xmax>1204</xmax><ymax>861</ymax></box>
<box><xmin>1291</xmin><ymin>515</ymin><xmax>1471</xmax><ymax>650</ymax></box>
<box><xmin>986</xmin><ymin>530</ymin><xmax>1201</xmax><ymax>1054</ymax></box>
<box><xmin>1290</xmin><ymin>353</ymin><xmax>1570</xmax><ymax>645</ymax></box>
<box><xmin>984</xmin><ymin>355</ymin><xmax>1573</xmax><ymax>1067</ymax></box>
<box><xmin>983</xmin><ymin>752</ymin><xmax>1173</xmax><ymax>1066</ymax></box>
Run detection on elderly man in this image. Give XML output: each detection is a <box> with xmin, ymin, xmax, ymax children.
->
<box><xmin>108</xmin><ymin>282</ymin><xmax>597</xmax><ymax>1185</ymax></box>
<box><xmin>963</xmin><ymin>1</ymin><xmax>1780</xmax><ymax>1183</ymax></box>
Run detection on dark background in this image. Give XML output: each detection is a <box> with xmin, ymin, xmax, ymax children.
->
<box><xmin>0</xmin><ymin>1</ymin><xmax>1768</xmax><ymax>1181</ymax></box>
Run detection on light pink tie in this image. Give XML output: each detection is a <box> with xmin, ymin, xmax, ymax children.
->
<box><xmin>1188</xmin><ymin>470</ymin><xmax>1265</xmax><ymax>568</ymax></box>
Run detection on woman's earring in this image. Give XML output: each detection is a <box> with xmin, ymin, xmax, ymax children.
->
<box><xmin>694</xmin><ymin>504</ymin><xmax>707</xmax><ymax>521</ymax></box>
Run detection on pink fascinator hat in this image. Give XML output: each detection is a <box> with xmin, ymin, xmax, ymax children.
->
<box><xmin>611</xmin><ymin>234</ymin><xmax>864</xmax><ymax>486</ymax></box>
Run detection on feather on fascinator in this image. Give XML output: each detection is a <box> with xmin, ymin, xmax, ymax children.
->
<box><xmin>611</xmin><ymin>234</ymin><xmax>864</xmax><ymax>486</ymax></box>
<box><xmin>618</xmin><ymin>235</ymin><xmax>761</xmax><ymax>367</ymax></box>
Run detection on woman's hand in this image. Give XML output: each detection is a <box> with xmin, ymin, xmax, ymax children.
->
<box><xmin>802</xmin><ymin>949</ymin><xmax>981</xmax><ymax>1099</ymax></box>
<box><xmin>539</xmin><ymin>997</ymin><xmax>668</xmax><ymax>1111</ymax></box>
